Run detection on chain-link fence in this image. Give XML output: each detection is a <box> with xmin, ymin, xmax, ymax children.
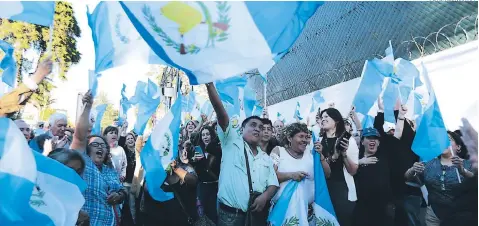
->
<box><xmin>249</xmin><ymin>1</ymin><xmax>478</xmax><ymax>106</ymax></box>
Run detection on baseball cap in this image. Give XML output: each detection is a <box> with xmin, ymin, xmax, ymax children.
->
<box><xmin>362</xmin><ymin>127</ymin><xmax>380</xmax><ymax>138</ymax></box>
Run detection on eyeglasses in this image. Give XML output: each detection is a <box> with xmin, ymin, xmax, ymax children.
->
<box><xmin>89</xmin><ymin>142</ymin><xmax>107</xmax><ymax>148</ymax></box>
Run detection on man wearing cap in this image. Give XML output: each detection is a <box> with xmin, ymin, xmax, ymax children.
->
<box><xmin>352</xmin><ymin>127</ymin><xmax>395</xmax><ymax>226</ymax></box>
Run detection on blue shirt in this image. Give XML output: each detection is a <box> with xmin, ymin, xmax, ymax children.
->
<box><xmin>217</xmin><ymin>123</ymin><xmax>279</xmax><ymax>212</ymax></box>
<box><xmin>81</xmin><ymin>152</ymin><xmax>123</xmax><ymax>226</ymax></box>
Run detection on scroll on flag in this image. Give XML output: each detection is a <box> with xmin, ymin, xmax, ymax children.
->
<box><xmin>141</xmin><ymin>94</ymin><xmax>182</xmax><ymax>201</ymax></box>
<box><xmin>119</xmin><ymin>1</ymin><xmax>322</xmax><ymax>84</ymax></box>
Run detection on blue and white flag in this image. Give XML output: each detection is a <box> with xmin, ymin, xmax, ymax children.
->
<box><xmin>412</xmin><ymin>63</ymin><xmax>450</xmax><ymax>161</ymax></box>
<box><xmin>31</xmin><ymin>151</ymin><xmax>86</xmax><ymax>226</ymax></box>
<box><xmin>382</xmin><ymin>79</ymin><xmax>399</xmax><ymax>123</ymax></box>
<box><xmin>216</xmin><ymin>75</ymin><xmax>248</xmax><ymax>106</ymax></box>
<box><xmin>243</xmin><ymin>86</ymin><xmax>258</xmax><ymax>118</ymax></box>
<box><xmin>413</xmin><ymin>92</ymin><xmax>424</xmax><ymax>118</ymax></box>
<box><xmin>0</xmin><ymin>40</ymin><xmax>17</xmax><ymax>87</ymax></box>
<box><xmin>294</xmin><ymin>102</ymin><xmax>303</xmax><ymax>121</ymax></box>
<box><xmin>88</xmin><ymin>70</ymin><xmax>100</xmax><ymax>98</ymax></box>
<box><xmin>0</xmin><ymin>117</ymin><xmax>37</xmax><ymax>224</ymax></box>
<box><xmin>119</xmin><ymin>1</ymin><xmax>321</xmax><ymax>84</ymax></box>
<box><xmin>0</xmin><ymin>117</ymin><xmax>86</xmax><ymax>226</ymax></box>
<box><xmin>87</xmin><ymin>1</ymin><xmax>164</xmax><ymax>74</ymax></box>
<box><xmin>200</xmin><ymin>101</ymin><xmax>213</xmax><ymax>117</ymax></box>
<box><xmin>129</xmin><ymin>79</ymin><xmax>161</xmax><ymax>135</ymax></box>
<box><xmin>310</xmin><ymin>98</ymin><xmax>317</xmax><ymax>113</ymax></box>
<box><xmin>91</xmin><ymin>104</ymin><xmax>108</xmax><ymax>136</ymax></box>
<box><xmin>0</xmin><ymin>2</ymin><xmax>55</xmax><ymax>27</ymax></box>
<box><xmin>313</xmin><ymin>90</ymin><xmax>325</xmax><ymax>104</ymax></box>
<box><xmin>312</xmin><ymin>133</ymin><xmax>339</xmax><ymax>225</ymax></box>
<box><xmin>352</xmin><ymin>61</ymin><xmax>385</xmax><ymax>116</ymax></box>
<box><xmin>118</xmin><ymin>84</ymin><xmax>131</xmax><ymax>126</ymax></box>
<box><xmin>251</xmin><ymin>105</ymin><xmax>264</xmax><ymax>117</ymax></box>
<box><xmin>182</xmin><ymin>91</ymin><xmax>197</xmax><ymax>113</ymax></box>
<box><xmin>362</xmin><ymin>115</ymin><xmax>375</xmax><ymax>130</ymax></box>
<box><xmin>277</xmin><ymin>112</ymin><xmax>285</xmax><ymax>123</ymax></box>
<box><xmin>268</xmin><ymin>181</ymin><xmax>300</xmax><ymax>226</ymax></box>
<box><xmin>141</xmin><ymin>94</ymin><xmax>182</xmax><ymax>201</ymax></box>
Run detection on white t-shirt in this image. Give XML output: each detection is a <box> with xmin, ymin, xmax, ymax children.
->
<box><xmin>110</xmin><ymin>146</ymin><xmax>127</xmax><ymax>180</ymax></box>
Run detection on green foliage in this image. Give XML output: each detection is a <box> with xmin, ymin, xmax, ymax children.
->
<box><xmin>283</xmin><ymin>216</ymin><xmax>299</xmax><ymax>226</ymax></box>
<box><xmin>39</xmin><ymin>107</ymin><xmax>57</xmax><ymax>122</ymax></box>
<box><xmin>314</xmin><ymin>216</ymin><xmax>335</xmax><ymax>226</ymax></box>
<box><xmin>0</xmin><ymin>1</ymin><xmax>81</xmax><ymax>111</ymax></box>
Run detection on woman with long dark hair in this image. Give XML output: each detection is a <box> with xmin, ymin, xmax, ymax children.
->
<box><xmin>190</xmin><ymin>125</ymin><xmax>222</xmax><ymax>223</ymax></box>
<box><xmin>103</xmin><ymin>126</ymin><xmax>128</xmax><ymax>182</ymax></box>
<box><xmin>317</xmin><ymin>108</ymin><xmax>359</xmax><ymax>226</ymax></box>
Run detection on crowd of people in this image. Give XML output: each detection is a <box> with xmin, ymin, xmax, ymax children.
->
<box><xmin>1</xmin><ymin>57</ymin><xmax>478</xmax><ymax>226</ymax></box>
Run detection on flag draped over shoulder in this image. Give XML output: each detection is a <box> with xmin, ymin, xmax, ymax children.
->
<box><xmin>141</xmin><ymin>94</ymin><xmax>182</xmax><ymax>201</ymax></box>
<box><xmin>119</xmin><ymin>1</ymin><xmax>322</xmax><ymax>84</ymax></box>
<box><xmin>0</xmin><ymin>2</ymin><xmax>55</xmax><ymax>26</ymax></box>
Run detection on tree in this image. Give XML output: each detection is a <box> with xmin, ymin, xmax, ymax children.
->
<box><xmin>0</xmin><ymin>1</ymin><xmax>81</xmax><ymax>113</ymax></box>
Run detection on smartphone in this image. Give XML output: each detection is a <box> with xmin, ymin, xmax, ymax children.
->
<box><xmin>336</xmin><ymin>131</ymin><xmax>352</xmax><ymax>152</ymax></box>
<box><xmin>194</xmin><ymin>146</ymin><xmax>205</xmax><ymax>158</ymax></box>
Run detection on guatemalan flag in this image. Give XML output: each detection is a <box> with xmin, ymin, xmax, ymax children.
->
<box><xmin>141</xmin><ymin>94</ymin><xmax>182</xmax><ymax>201</ymax></box>
<box><xmin>411</xmin><ymin>63</ymin><xmax>450</xmax><ymax>161</ymax></box>
<box><xmin>0</xmin><ymin>1</ymin><xmax>55</xmax><ymax>26</ymax></box>
<box><xmin>119</xmin><ymin>1</ymin><xmax>322</xmax><ymax>84</ymax></box>
<box><xmin>0</xmin><ymin>117</ymin><xmax>86</xmax><ymax>226</ymax></box>
<box><xmin>87</xmin><ymin>1</ymin><xmax>164</xmax><ymax>74</ymax></box>
<box><xmin>311</xmin><ymin>133</ymin><xmax>339</xmax><ymax>225</ymax></box>
<box><xmin>91</xmin><ymin>104</ymin><xmax>108</xmax><ymax>136</ymax></box>
<box><xmin>129</xmin><ymin>79</ymin><xmax>162</xmax><ymax>135</ymax></box>
<box><xmin>294</xmin><ymin>102</ymin><xmax>303</xmax><ymax>121</ymax></box>
<box><xmin>118</xmin><ymin>83</ymin><xmax>131</xmax><ymax>126</ymax></box>
<box><xmin>0</xmin><ymin>40</ymin><xmax>17</xmax><ymax>87</ymax></box>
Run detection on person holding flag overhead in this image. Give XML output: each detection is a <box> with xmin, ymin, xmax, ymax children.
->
<box><xmin>70</xmin><ymin>90</ymin><xmax>126</xmax><ymax>226</ymax></box>
<box><xmin>205</xmin><ymin>82</ymin><xmax>279</xmax><ymax>226</ymax></box>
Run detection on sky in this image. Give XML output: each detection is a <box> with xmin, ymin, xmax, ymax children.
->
<box><xmin>50</xmin><ymin>2</ymin><xmax>152</xmax><ymax>122</ymax></box>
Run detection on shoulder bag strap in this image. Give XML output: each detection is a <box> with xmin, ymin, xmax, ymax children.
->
<box><xmin>243</xmin><ymin>143</ymin><xmax>254</xmax><ymax>194</ymax></box>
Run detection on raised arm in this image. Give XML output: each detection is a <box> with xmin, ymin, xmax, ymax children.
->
<box><xmin>374</xmin><ymin>98</ymin><xmax>386</xmax><ymax>137</ymax></box>
<box><xmin>70</xmin><ymin>90</ymin><xmax>93</xmax><ymax>152</ymax></box>
<box><xmin>349</xmin><ymin>106</ymin><xmax>362</xmax><ymax>134</ymax></box>
<box><xmin>0</xmin><ymin>56</ymin><xmax>52</xmax><ymax>117</ymax></box>
<box><xmin>205</xmin><ymin>83</ymin><xmax>229</xmax><ymax>132</ymax></box>
<box><xmin>394</xmin><ymin>105</ymin><xmax>407</xmax><ymax>139</ymax></box>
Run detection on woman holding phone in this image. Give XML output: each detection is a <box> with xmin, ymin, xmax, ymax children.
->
<box><xmin>317</xmin><ymin>108</ymin><xmax>359</xmax><ymax>226</ymax></box>
<box><xmin>190</xmin><ymin>125</ymin><xmax>222</xmax><ymax>223</ymax></box>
